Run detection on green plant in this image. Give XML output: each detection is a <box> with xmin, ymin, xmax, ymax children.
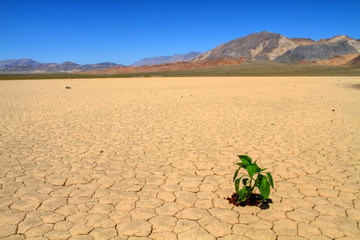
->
<box><xmin>233</xmin><ymin>155</ymin><xmax>274</xmax><ymax>203</ymax></box>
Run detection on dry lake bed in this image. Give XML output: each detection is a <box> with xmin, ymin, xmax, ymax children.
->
<box><xmin>0</xmin><ymin>77</ymin><xmax>359</xmax><ymax>240</ymax></box>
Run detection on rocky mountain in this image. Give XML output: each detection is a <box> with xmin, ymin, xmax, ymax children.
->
<box><xmin>132</xmin><ymin>52</ymin><xmax>201</xmax><ymax>67</ymax></box>
<box><xmin>192</xmin><ymin>31</ymin><xmax>315</xmax><ymax>62</ymax></box>
<box><xmin>192</xmin><ymin>31</ymin><xmax>360</xmax><ymax>65</ymax></box>
<box><xmin>0</xmin><ymin>59</ymin><xmax>123</xmax><ymax>73</ymax></box>
<box><xmin>275</xmin><ymin>35</ymin><xmax>360</xmax><ymax>63</ymax></box>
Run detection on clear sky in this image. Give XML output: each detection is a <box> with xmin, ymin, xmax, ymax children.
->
<box><xmin>1</xmin><ymin>0</ymin><xmax>359</xmax><ymax>65</ymax></box>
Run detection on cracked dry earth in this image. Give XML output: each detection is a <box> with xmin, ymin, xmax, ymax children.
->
<box><xmin>0</xmin><ymin>77</ymin><xmax>359</xmax><ymax>240</ymax></box>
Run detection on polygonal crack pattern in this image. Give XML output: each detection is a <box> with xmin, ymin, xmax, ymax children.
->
<box><xmin>0</xmin><ymin>77</ymin><xmax>359</xmax><ymax>239</ymax></box>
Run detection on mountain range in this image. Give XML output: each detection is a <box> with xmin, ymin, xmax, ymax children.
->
<box><xmin>88</xmin><ymin>31</ymin><xmax>360</xmax><ymax>75</ymax></box>
<box><xmin>1</xmin><ymin>31</ymin><xmax>359</xmax><ymax>74</ymax></box>
<box><xmin>0</xmin><ymin>59</ymin><xmax>123</xmax><ymax>74</ymax></box>
<box><xmin>193</xmin><ymin>31</ymin><xmax>360</xmax><ymax>63</ymax></box>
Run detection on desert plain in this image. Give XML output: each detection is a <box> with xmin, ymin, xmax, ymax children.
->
<box><xmin>0</xmin><ymin>76</ymin><xmax>359</xmax><ymax>240</ymax></box>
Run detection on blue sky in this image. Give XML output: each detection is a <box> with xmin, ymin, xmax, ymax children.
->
<box><xmin>1</xmin><ymin>0</ymin><xmax>359</xmax><ymax>65</ymax></box>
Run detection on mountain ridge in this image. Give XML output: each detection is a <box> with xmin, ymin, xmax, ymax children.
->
<box><xmin>92</xmin><ymin>31</ymin><xmax>359</xmax><ymax>75</ymax></box>
<box><xmin>131</xmin><ymin>52</ymin><xmax>201</xmax><ymax>67</ymax></box>
<box><xmin>0</xmin><ymin>59</ymin><xmax>124</xmax><ymax>73</ymax></box>
<box><xmin>2</xmin><ymin>31</ymin><xmax>359</xmax><ymax>74</ymax></box>
<box><xmin>85</xmin><ymin>57</ymin><xmax>246</xmax><ymax>75</ymax></box>
<box><xmin>193</xmin><ymin>31</ymin><xmax>360</xmax><ymax>63</ymax></box>
<box><xmin>192</xmin><ymin>31</ymin><xmax>308</xmax><ymax>62</ymax></box>
<box><xmin>275</xmin><ymin>38</ymin><xmax>358</xmax><ymax>63</ymax></box>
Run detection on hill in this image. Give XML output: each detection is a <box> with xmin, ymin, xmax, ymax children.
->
<box><xmin>310</xmin><ymin>54</ymin><xmax>359</xmax><ymax>66</ymax></box>
<box><xmin>346</xmin><ymin>55</ymin><xmax>360</xmax><ymax>66</ymax></box>
<box><xmin>86</xmin><ymin>58</ymin><xmax>246</xmax><ymax>75</ymax></box>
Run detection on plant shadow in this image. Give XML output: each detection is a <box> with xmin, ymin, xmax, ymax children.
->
<box><xmin>259</xmin><ymin>198</ymin><xmax>273</xmax><ymax>210</ymax></box>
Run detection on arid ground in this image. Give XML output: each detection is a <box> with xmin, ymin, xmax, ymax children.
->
<box><xmin>0</xmin><ymin>77</ymin><xmax>359</xmax><ymax>240</ymax></box>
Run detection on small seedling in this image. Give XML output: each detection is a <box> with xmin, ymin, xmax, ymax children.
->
<box><xmin>232</xmin><ymin>155</ymin><xmax>274</xmax><ymax>204</ymax></box>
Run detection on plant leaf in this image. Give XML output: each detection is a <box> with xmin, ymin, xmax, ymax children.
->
<box><xmin>254</xmin><ymin>162</ymin><xmax>262</xmax><ymax>172</ymax></box>
<box><xmin>233</xmin><ymin>168</ymin><xmax>240</xmax><ymax>182</ymax></box>
<box><xmin>246</xmin><ymin>164</ymin><xmax>258</xmax><ymax>179</ymax></box>
<box><xmin>242</xmin><ymin>178</ymin><xmax>249</xmax><ymax>186</ymax></box>
<box><xmin>238</xmin><ymin>155</ymin><xmax>252</xmax><ymax>164</ymax></box>
<box><xmin>266</xmin><ymin>172</ymin><xmax>274</xmax><ymax>189</ymax></box>
<box><xmin>234</xmin><ymin>176</ymin><xmax>243</xmax><ymax>193</ymax></box>
<box><xmin>236</xmin><ymin>162</ymin><xmax>248</xmax><ymax>168</ymax></box>
<box><xmin>238</xmin><ymin>188</ymin><xmax>247</xmax><ymax>202</ymax></box>
<box><xmin>258</xmin><ymin>177</ymin><xmax>270</xmax><ymax>200</ymax></box>
<box><xmin>255</xmin><ymin>174</ymin><xmax>264</xmax><ymax>187</ymax></box>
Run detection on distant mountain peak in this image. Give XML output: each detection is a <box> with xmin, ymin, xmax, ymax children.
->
<box><xmin>131</xmin><ymin>52</ymin><xmax>202</xmax><ymax>67</ymax></box>
<box><xmin>192</xmin><ymin>31</ymin><xmax>295</xmax><ymax>62</ymax></box>
<box><xmin>0</xmin><ymin>58</ymin><xmax>39</xmax><ymax>68</ymax></box>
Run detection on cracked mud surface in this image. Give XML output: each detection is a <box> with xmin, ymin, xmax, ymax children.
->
<box><xmin>0</xmin><ymin>77</ymin><xmax>359</xmax><ymax>239</ymax></box>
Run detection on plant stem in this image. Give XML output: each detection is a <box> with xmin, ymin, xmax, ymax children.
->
<box><xmin>250</xmin><ymin>173</ymin><xmax>258</xmax><ymax>193</ymax></box>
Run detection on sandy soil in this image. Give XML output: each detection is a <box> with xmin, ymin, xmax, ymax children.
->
<box><xmin>0</xmin><ymin>77</ymin><xmax>359</xmax><ymax>239</ymax></box>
